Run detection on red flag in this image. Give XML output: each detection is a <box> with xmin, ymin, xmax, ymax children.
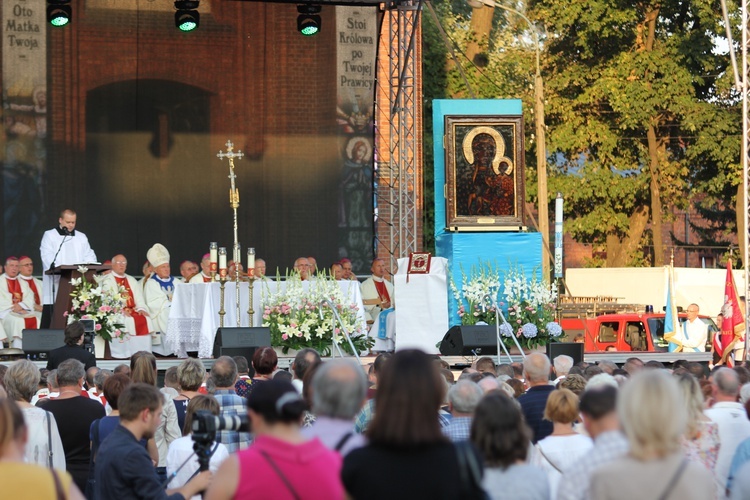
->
<box><xmin>717</xmin><ymin>261</ymin><xmax>746</xmax><ymax>366</ymax></box>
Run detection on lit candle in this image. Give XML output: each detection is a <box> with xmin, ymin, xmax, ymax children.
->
<box><xmin>209</xmin><ymin>242</ymin><xmax>218</xmax><ymax>273</ymax></box>
<box><xmin>218</xmin><ymin>247</ymin><xmax>227</xmax><ymax>278</ymax></box>
<box><xmin>247</xmin><ymin>247</ymin><xmax>255</xmax><ymax>277</ymax></box>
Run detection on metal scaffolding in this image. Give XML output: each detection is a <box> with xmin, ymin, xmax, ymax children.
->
<box><xmin>375</xmin><ymin>2</ymin><xmax>422</xmax><ymax>270</ymax></box>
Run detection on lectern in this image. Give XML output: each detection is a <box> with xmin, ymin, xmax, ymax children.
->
<box><xmin>46</xmin><ymin>264</ymin><xmax>111</xmax><ymax>329</ymax></box>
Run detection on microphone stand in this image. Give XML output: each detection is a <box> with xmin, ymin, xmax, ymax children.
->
<box><xmin>486</xmin><ymin>293</ymin><xmax>527</xmax><ymax>362</ymax></box>
<box><xmin>320</xmin><ymin>298</ymin><xmax>362</xmax><ymax>365</ymax></box>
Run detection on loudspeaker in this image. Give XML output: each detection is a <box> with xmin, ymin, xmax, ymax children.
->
<box><xmin>22</xmin><ymin>329</ymin><xmax>65</xmax><ymax>359</ymax></box>
<box><xmin>213</xmin><ymin>327</ymin><xmax>271</xmax><ymax>376</ymax></box>
<box><xmin>547</xmin><ymin>342</ymin><xmax>584</xmax><ymax>366</ymax></box>
<box><xmin>439</xmin><ymin>325</ymin><xmax>498</xmax><ymax>356</ymax></box>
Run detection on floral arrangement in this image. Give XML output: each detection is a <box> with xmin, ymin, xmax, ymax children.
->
<box><xmin>451</xmin><ymin>263</ymin><xmax>562</xmax><ymax>350</ymax></box>
<box><xmin>262</xmin><ymin>272</ymin><xmax>373</xmax><ymax>356</ymax></box>
<box><xmin>66</xmin><ymin>266</ymin><xmax>129</xmax><ymax>342</ymax></box>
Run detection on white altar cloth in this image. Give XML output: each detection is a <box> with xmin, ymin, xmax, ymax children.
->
<box><xmin>166</xmin><ymin>280</ymin><xmax>366</xmax><ymax>358</ymax></box>
<box><xmin>394</xmin><ymin>257</ymin><xmax>449</xmax><ymax>354</ymax></box>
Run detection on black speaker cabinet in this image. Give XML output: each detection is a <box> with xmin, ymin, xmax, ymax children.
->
<box><xmin>213</xmin><ymin>327</ymin><xmax>272</xmax><ymax>376</ymax></box>
<box><xmin>22</xmin><ymin>329</ymin><xmax>65</xmax><ymax>359</ymax></box>
<box><xmin>439</xmin><ymin>325</ymin><xmax>498</xmax><ymax>356</ymax></box>
<box><xmin>546</xmin><ymin>342</ymin><xmax>584</xmax><ymax>366</ymax></box>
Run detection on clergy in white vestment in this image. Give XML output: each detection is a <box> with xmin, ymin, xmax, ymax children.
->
<box><xmin>143</xmin><ymin>244</ymin><xmax>176</xmax><ymax>334</ymax></box>
<box><xmin>39</xmin><ymin>209</ymin><xmax>97</xmax><ymax>305</ymax></box>
<box><xmin>101</xmin><ymin>255</ymin><xmax>156</xmax><ymax>337</ymax></box>
<box><xmin>188</xmin><ymin>254</ymin><xmax>214</xmax><ymax>283</ymax></box>
<box><xmin>17</xmin><ymin>256</ymin><xmax>43</xmax><ymax>328</ymax></box>
<box><xmin>360</xmin><ymin>258</ymin><xmax>395</xmax><ymax>323</ymax></box>
<box><xmin>0</xmin><ymin>257</ymin><xmax>37</xmax><ymax>347</ymax></box>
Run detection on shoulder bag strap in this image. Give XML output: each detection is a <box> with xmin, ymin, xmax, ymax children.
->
<box><xmin>260</xmin><ymin>450</ymin><xmax>301</xmax><ymax>500</ymax></box>
<box><xmin>91</xmin><ymin>419</ymin><xmax>101</xmax><ymax>462</ymax></box>
<box><xmin>333</xmin><ymin>432</ymin><xmax>354</xmax><ymax>452</ymax></box>
<box><xmin>656</xmin><ymin>458</ymin><xmax>689</xmax><ymax>500</ymax></box>
<box><xmin>50</xmin><ymin>468</ymin><xmax>65</xmax><ymax>500</ymax></box>
<box><xmin>535</xmin><ymin>443</ymin><xmax>564</xmax><ymax>474</ymax></box>
<box><xmin>454</xmin><ymin>441</ymin><xmax>485</xmax><ymax>498</ymax></box>
<box><xmin>46</xmin><ymin>410</ymin><xmax>54</xmax><ymax>469</ymax></box>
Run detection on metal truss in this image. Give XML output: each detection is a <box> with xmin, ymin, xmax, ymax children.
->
<box><xmin>375</xmin><ymin>2</ymin><xmax>422</xmax><ymax>271</ymax></box>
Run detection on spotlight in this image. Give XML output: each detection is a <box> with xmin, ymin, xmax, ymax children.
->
<box><xmin>175</xmin><ymin>0</ymin><xmax>200</xmax><ymax>32</ymax></box>
<box><xmin>47</xmin><ymin>0</ymin><xmax>71</xmax><ymax>27</ymax></box>
<box><xmin>297</xmin><ymin>5</ymin><xmax>322</xmax><ymax>36</ymax></box>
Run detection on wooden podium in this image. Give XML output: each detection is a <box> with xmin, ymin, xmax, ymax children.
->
<box><xmin>46</xmin><ymin>264</ymin><xmax>111</xmax><ymax>329</ymax></box>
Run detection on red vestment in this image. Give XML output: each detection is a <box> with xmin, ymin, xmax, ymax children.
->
<box><xmin>115</xmin><ymin>276</ymin><xmax>150</xmax><ymax>336</ymax></box>
<box><xmin>374</xmin><ymin>280</ymin><xmax>391</xmax><ymax>302</ymax></box>
<box><xmin>7</xmin><ymin>278</ymin><xmax>36</xmax><ymax>329</ymax></box>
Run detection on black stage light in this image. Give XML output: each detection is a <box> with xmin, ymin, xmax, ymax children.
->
<box><xmin>297</xmin><ymin>5</ymin><xmax>322</xmax><ymax>36</ymax></box>
<box><xmin>47</xmin><ymin>0</ymin><xmax>71</xmax><ymax>27</ymax></box>
<box><xmin>175</xmin><ymin>0</ymin><xmax>200</xmax><ymax>32</ymax></box>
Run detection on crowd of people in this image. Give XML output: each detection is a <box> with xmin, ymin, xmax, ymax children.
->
<box><xmin>3</xmin><ymin>338</ymin><xmax>750</xmax><ymax>499</ymax></box>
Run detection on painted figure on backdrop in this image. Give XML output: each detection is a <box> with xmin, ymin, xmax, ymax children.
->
<box><xmin>339</xmin><ymin>137</ymin><xmax>373</xmax><ymax>229</ymax></box>
<box><xmin>460</xmin><ymin>126</ymin><xmax>515</xmax><ymax>217</ymax></box>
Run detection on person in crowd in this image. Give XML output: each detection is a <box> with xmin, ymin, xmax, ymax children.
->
<box><xmin>113</xmin><ymin>364</ymin><xmax>131</xmax><ymax>377</ymax></box>
<box><xmin>360</xmin><ymin>258</ymin><xmax>394</xmax><ymax>323</ymax></box>
<box><xmin>557</xmin><ymin>384</ymin><xmax>627</xmax><ymax>500</ymax></box>
<box><xmin>531</xmin><ymin>388</ymin><xmax>593</xmax><ymax>497</ymax></box>
<box><xmin>293</xmin><ymin>257</ymin><xmax>312</xmax><ymax>281</ymax></box>
<box><xmin>471</xmin><ymin>391</ymin><xmax>549</xmax><ymax>500</ymax></box>
<box><xmin>130</xmin><ymin>351</ymin><xmax>181</xmax><ymax>481</ymax></box>
<box><xmin>189</xmin><ymin>254</ymin><xmax>213</xmax><ymax>283</ymax></box>
<box><xmin>474</xmin><ymin>357</ymin><xmax>496</xmax><ymax>376</ymax></box>
<box><xmin>211</xmin><ymin>356</ymin><xmax>251</xmax><ymax>452</ymax></box>
<box><xmin>84</xmin><ymin>367</ymin><xmax>102</xmax><ymax>403</ymax></box>
<box><xmin>35</xmin><ymin>369</ymin><xmax>58</xmax><ymax>405</ymax></box>
<box><xmin>179</xmin><ymin>260</ymin><xmax>199</xmax><ymax>282</ymax></box>
<box><xmin>675</xmin><ymin>372</ymin><xmax>720</xmax><ymax>489</ymax></box>
<box><xmin>46</xmin><ymin>321</ymin><xmax>97</xmax><ymax>371</ymax></box>
<box><xmin>233</xmin><ymin>356</ymin><xmax>252</xmax><ymax>397</ymax></box>
<box><xmin>41</xmin><ymin>359</ymin><xmax>105</xmax><ymax>493</ymax></box>
<box><xmin>301</xmin><ymin>361</ymin><xmax>323</xmax><ymax>428</ymax></box>
<box><xmin>100</xmin><ymin>254</ymin><xmax>155</xmax><ymax>340</ymax></box>
<box><xmin>589</xmin><ymin>370</ymin><xmax>714</xmax><ymax>499</ymax></box>
<box><xmin>342</xmin><ymin>349</ymin><xmax>485</xmax><ymax>499</ymax></box>
<box><xmin>162</xmin><ymin>366</ymin><xmax>179</xmax><ymax>398</ymax></box>
<box><xmin>206</xmin><ymin>380</ymin><xmax>343</xmax><ymax>499</ymax></box>
<box><xmin>622</xmin><ymin>357</ymin><xmax>644</xmax><ymax>375</ymax></box>
<box><xmin>705</xmin><ymin>367</ymin><xmax>750</xmax><ymax>493</ymax></box>
<box><xmin>669</xmin><ymin>303</ymin><xmax>709</xmax><ymax>352</ymax></box>
<box><xmin>4</xmin><ymin>359</ymin><xmax>66</xmax><ymax>470</ymax></box>
<box><xmin>253</xmin><ymin>258</ymin><xmax>267</xmax><ymax>279</ymax></box>
<box><xmin>172</xmin><ymin>358</ymin><xmax>206</xmax><ymax>431</ymax></box>
<box><xmin>552</xmin><ymin>355</ymin><xmax>573</xmax><ymax>385</ymax></box>
<box><xmin>95</xmin><ymin>383</ymin><xmax>210</xmax><ymax>499</ymax></box>
<box><xmin>273</xmin><ymin>370</ymin><xmax>293</xmax><ymax>383</ymax></box>
<box><xmin>143</xmin><ymin>243</ymin><xmax>175</xmax><ymax>335</ymax></box>
<box><xmin>518</xmin><ymin>352</ymin><xmax>554</xmax><ymax>443</ymax></box>
<box><xmin>291</xmin><ymin>348</ymin><xmax>322</xmax><ymax>394</ymax></box>
<box><xmin>0</xmin><ymin>397</ymin><xmax>84</xmax><ymax>499</ymax></box>
<box><xmin>597</xmin><ymin>360</ymin><xmax>618</xmax><ymax>375</ymax></box>
<box><xmin>506</xmin><ymin>378</ymin><xmax>525</xmax><ymax>398</ymax></box>
<box><xmin>302</xmin><ymin>359</ymin><xmax>367</xmax><ymax>456</ymax></box>
<box><xmin>31</xmin><ymin>368</ymin><xmax>51</xmax><ymax>405</ymax></box>
<box><xmin>331</xmin><ymin>262</ymin><xmax>344</xmax><ymax>280</ymax></box>
<box><xmin>0</xmin><ymin>256</ymin><xmax>35</xmax><ymax>347</ymax></box>
<box><xmin>167</xmin><ymin>395</ymin><xmax>229</xmax><ymax>499</ymax></box>
<box><xmin>227</xmin><ymin>261</ymin><xmax>245</xmax><ymax>281</ymax></box>
<box><xmin>354</xmin><ymin>352</ymin><xmax>392</xmax><ymax>433</ymax></box>
<box><xmin>246</xmin><ymin>346</ymin><xmax>278</xmax><ymax>398</ymax></box>
<box><xmin>558</xmin><ymin>373</ymin><xmax>587</xmax><ymax>396</ymax></box>
<box><xmin>442</xmin><ymin>380</ymin><xmax>483</xmax><ymax>442</ymax></box>
<box><xmin>307</xmin><ymin>256</ymin><xmax>318</xmax><ymax>275</ymax></box>
<box><xmin>39</xmin><ymin>209</ymin><xmax>97</xmax><ymax>320</ymax></box>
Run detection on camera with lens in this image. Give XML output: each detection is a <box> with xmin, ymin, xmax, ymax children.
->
<box><xmin>191</xmin><ymin>410</ymin><xmax>250</xmax><ymax>471</ymax></box>
<box><xmin>79</xmin><ymin>319</ymin><xmax>96</xmax><ymax>355</ymax></box>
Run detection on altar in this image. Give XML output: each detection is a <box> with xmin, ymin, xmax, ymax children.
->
<box><xmin>165</xmin><ymin>280</ymin><xmax>367</xmax><ymax>358</ymax></box>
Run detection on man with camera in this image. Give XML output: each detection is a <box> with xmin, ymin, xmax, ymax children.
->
<box><xmin>46</xmin><ymin>320</ymin><xmax>97</xmax><ymax>371</ymax></box>
<box><xmin>95</xmin><ymin>383</ymin><xmax>211</xmax><ymax>499</ymax></box>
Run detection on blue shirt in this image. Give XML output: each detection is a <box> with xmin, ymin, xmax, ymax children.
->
<box><xmin>518</xmin><ymin>384</ymin><xmax>555</xmax><ymax>443</ymax></box>
<box><xmin>95</xmin><ymin>424</ymin><xmax>184</xmax><ymax>500</ymax></box>
<box><xmin>214</xmin><ymin>389</ymin><xmax>251</xmax><ymax>453</ymax></box>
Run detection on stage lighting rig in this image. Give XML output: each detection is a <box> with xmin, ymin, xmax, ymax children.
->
<box><xmin>175</xmin><ymin>0</ymin><xmax>200</xmax><ymax>32</ymax></box>
<box><xmin>47</xmin><ymin>0</ymin><xmax>71</xmax><ymax>27</ymax></box>
<box><xmin>297</xmin><ymin>5</ymin><xmax>322</xmax><ymax>36</ymax></box>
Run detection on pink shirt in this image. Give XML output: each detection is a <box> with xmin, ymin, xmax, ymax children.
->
<box><xmin>234</xmin><ymin>435</ymin><xmax>344</xmax><ymax>500</ymax></box>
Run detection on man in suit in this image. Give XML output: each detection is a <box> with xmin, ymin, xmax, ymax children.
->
<box><xmin>47</xmin><ymin>320</ymin><xmax>97</xmax><ymax>371</ymax></box>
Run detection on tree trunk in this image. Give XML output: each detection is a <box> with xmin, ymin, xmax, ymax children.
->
<box><xmin>466</xmin><ymin>5</ymin><xmax>494</xmax><ymax>65</ymax></box>
<box><xmin>647</xmin><ymin>124</ymin><xmax>664</xmax><ymax>266</ymax></box>
<box><xmin>738</xmin><ymin>183</ymin><xmax>746</xmax><ymax>268</ymax></box>
<box><xmin>606</xmin><ymin>205</ymin><xmax>650</xmax><ymax>266</ymax></box>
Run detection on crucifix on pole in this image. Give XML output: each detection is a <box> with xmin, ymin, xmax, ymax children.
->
<box><xmin>217</xmin><ymin>140</ymin><xmax>245</xmax><ymax>325</ymax></box>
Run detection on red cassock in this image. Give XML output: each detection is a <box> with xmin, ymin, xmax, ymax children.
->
<box><xmin>374</xmin><ymin>280</ymin><xmax>391</xmax><ymax>303</ymax></box>
<box><xmin>7</xmin><ymin>279</ymin><xmax>36</xmax><ymax>329</ymax></box>
<box><xmin>115</xmin><ymin>276</ymin><xmax>150</xmax><ymax>336</ymax></box>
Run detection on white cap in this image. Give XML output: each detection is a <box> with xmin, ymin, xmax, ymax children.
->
<box><xmin>147</xmin><ymin>243</ymin><xmax>170</xmax><ymax>268</ymax></box>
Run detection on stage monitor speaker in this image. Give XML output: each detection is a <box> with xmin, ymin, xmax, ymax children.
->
<box><xmin>547</xmin><ymin>342</ymin><xmax>584</xmax><ymax>366</ymax></box>
<box><xmin>213</xmin><ymin>327</ymin><xmax>271</xmax><ymax>377</ymax></box>
<box><xmin>22</xmin><ymin>329</ymin><xmax>65</xmax><ymax>359</ymax></box>
<box><xmin>439</xmin><ymin>325</ymin><xmax>498</xmax><ymax>356</ymax></box>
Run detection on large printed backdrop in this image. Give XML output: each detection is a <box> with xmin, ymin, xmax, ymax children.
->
<box><xmin>0</xmin><ymin>2</ymin><xmax>378</xmax><ymax>275</ymax></box>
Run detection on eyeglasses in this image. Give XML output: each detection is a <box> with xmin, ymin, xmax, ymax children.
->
<box><xmin>113</xmin><ymin>261</ymin><xmax>127</xmax><ymax>265</ymax></box>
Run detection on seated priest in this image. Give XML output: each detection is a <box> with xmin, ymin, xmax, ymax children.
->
<box><xmin>228</xmin><ymin>261</ymin><xmax>245</xmax><ymax>281</ymax></box>
<box><xmin>179</xmin><ymin>260</ymin><xmax>199</xmax><ymax>283</ymax></box>
<box><xmin>361</xmin><ymin>258</ymin><xmax>394</xmax><ymax>324</ymax></box>
<box><xmin>293</xmin><ymin>257</ymin><xmax>311</xmax><ymax>281</ymax></box>
<box><xmin>18</xmin><ymin>256</ymin><xmax>43</xmax><ymax>327</ymax></box>
<box><xmin>254</xmin><ymin>258</ymin><xmax>267</xmax><ymax>280</ymax></box>
<box><xmin>0</xmin><ymin>256</ymin><xmax>37</xmax><ymax>347</ymax></box>
<box><xmin>189</xmin><ymin>254</ymin><xmax>213</xmax><ymax>283</ymax></box>
<box><xmin>143</xmin><ymin>243</ymin><xmax>175</xmax><ymax>336</ymax></box>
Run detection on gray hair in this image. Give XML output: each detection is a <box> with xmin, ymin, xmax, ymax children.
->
<box><xmin>47</xmin><ymin>369</ymin><xmax>59</xmax><ymax>389</ymax></box>
<box><xmin>553</xmin><ymin>355</ymin><xmax>573</xmax><ymax>376</ymax></box>
<box><xmin>210</xmin><ymin>356</ymin><xmax>238</xmax><ymax>389</ymax></box>
<box><xmin>448</xmin><ymin>380</ymin><xmax>484</xmax><ymax>413</ymax></box>
<box><xmin>94</xmin><ymin>369</ymin><xmax>112</xmax><ymax>390</ymax></box>
<box><xmin>5</xmin><ymin>359</ymin><xmax>41</xmax><ymax>402</ymax></box>
<box><xmin>740</xmin><ymin>383</ymin><xmax>750</xmax><ymax>405</ymax></box>
<box><xmin>523</xmin><ymin>352</ymin><xmax>551</xmax><ymax>383</ymax></box>
<box><xmin>56</xmin><ymin>359</ymin><xmax>85</xmax><ymax>387</ymax></box>
<box><xmin>714</xmin><ymin>367</ymin><xmax>740</xmax><ymax>397</ymax></box>
<box><xmin>311</xmin><ymin>360</ymin><xmax>367</xmax><ymax>419</ymax></box>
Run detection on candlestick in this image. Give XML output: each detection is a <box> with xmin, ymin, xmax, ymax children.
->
<box><xmin>209</xmin><ymin>242</ymin><xmax>218</xmax><ymax>277</ymax></box>
<box><xmin>218</xmin><ymin>247</ymin><xmax>227</xmax><ymax>278</ymax></box>
<box><xmin>247</xmin><ymin>247</ymin><xmax>255</xmax><ymax>277</ymax></box>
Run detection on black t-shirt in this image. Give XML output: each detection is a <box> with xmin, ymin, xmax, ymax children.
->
<box><xmin>342</xmin><ymin>441</ymin><xmax>483</xmax><ymax>500</ymax></box>
<box><xmin>44</xmin><ymin>396</ymin><xmax>106</xmax><ymax>492</ymax></box>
